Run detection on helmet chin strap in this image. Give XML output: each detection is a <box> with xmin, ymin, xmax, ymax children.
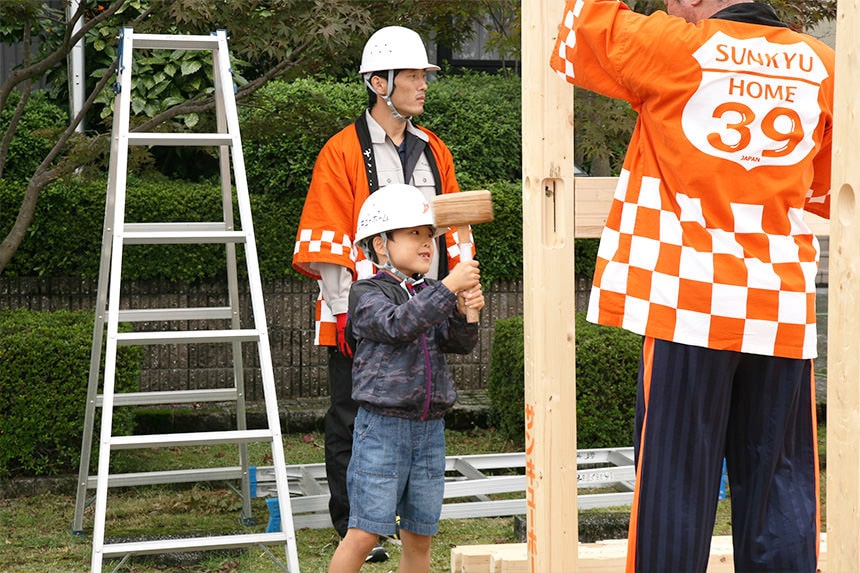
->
<box><xmin>364</xmin><ymin>70</ymin><xmax>410</xmax><ymax>121</ymax></box>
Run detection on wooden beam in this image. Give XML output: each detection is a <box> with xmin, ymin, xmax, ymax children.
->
<box><xmin>827</xmin><ymin>0</ymin><xmax>860</xmax><ymax>568</ymax></box>
<box><xmin>452</xmin><ymin>536</ymin><xmax>830</xmax><ymax>572</ymax></box>
<box><xmin>522</xmin><ymin>0</ymin><xmax>578</xmax><ymax>570</ymax></box>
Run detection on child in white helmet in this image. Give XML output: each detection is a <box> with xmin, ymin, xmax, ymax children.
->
<box><xmin>328</xmin><ymin>184</ymin><xmax>484</xmax><ymax>572</ymax></box>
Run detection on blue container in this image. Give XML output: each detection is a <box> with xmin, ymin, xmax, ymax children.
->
<box><xmin>266</xmin><ymin>497</ymin><xmax>281</xmax><ymax>532</ymax></box>
<box><xmin>718</xmin><ymin>459</ymin><xmax>729</xmax><ymax>500</ymax></box>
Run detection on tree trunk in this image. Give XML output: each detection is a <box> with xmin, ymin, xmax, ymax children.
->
<box><xmin>0</xmin><ymin>171</ymin><xmax>53</xmax><ymax>273</ymax></box>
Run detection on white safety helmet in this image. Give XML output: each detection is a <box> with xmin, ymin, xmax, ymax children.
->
<box><xmin>358</xmin><ymin>26</ymin><xmax>440</xmax><ymax>75</ymax></box>
<box><xmin>355</xmin><ymin>184</ymin><xmax>444</xmax><ymax>281</ymax></box>
<box><xmin>355</xmin><ymin>184</ymin><xmax>440</xmax><ymax>244</ymax></box>
<box><xmin>359</xmin><ymin>26</ymin><xmax>439</xmax><ymax>121</ymax></box>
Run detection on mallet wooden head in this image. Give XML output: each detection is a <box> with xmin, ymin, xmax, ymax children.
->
<box><xmin>432</xmin><ymin>190</ymin><xmax>494</xmax><ymax>229</ymax></box>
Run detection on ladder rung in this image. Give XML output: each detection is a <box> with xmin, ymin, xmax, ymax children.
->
<box><xmin>130</xmin><ymin>33</ymin><xmax>221</xmax><ymax>50</ymax></box>
<box><xmin>115</xmin><ymin>329</ymin><xmax>260</xmax><ymax>345</ymax></box>
<box><xmin>87</xmin><ymin>466</ymin><xmax>244</xmax><ymax>489</ymax></box>
<box><xmin>127</xmin><ymin>132</ymin><xmax>233</xmax><ymax>146</ymax></box>
<box><xmin>118</xmin><ymin>307</ymin><xmax>233</xmax><ymax>322</ymax></box>
<box><xmin>124</xmin><ymin>222</ymin><xmax>229</xmax><ymax>232</ymax></box>
<box><xmin>96</xmin><ymin>388</ymin><xmax>239</xmax><ymax>407</ymax></box>
<box><xmin>110</xmin><ymin>429</ymin><xmax>276</xmax><ymax>450</ymax></box>
<box><xmin>101</xmin><ymin>532</ymin><xmax>289</xmax><ymax>558</ymax></box>
<box><xmin>122</xmin><ymin>229</ymin><xmax>246</xmax><ymax>244</ymax></box>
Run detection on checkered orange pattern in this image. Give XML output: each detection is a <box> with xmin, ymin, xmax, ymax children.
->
<box><xmin>586</xmin><ymin>170</ymin><xmax>819</xmax><ymax>358</ymax></box>
<box><xmin>293</xmin><ymin>228</ymin><xmax>358</xmax><ymax>279</ymax></box>
<box><xmin>550</xmin><ymin>0</ymin><xmax>834</xmax><ymax>359</ymax></box>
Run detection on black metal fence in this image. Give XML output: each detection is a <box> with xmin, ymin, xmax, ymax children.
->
<box><xmin>2</xmin><ymin>277</ymin><xmax>595</xmax><ymax>401</ymax></box>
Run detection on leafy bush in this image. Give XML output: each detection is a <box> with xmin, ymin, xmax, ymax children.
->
<box><xmin>1</xmin><ymin>177</ymin><xmax>105</xmax><ymax>278</ymax></box>
<box><xmin>574</xmin><ymin>313</ymin><xmax>641</xmax><ymax>447</ymax></box>
<box><xmin>487</xmin><ymin>313</ymin><xmax>641</xmax><ymax>448</ymax></box>
<box><xmin>241</xmin><ymin>77</ymin><xmax>366</xmax><ymax>200</ymax></box>
<box><xmin>486</xmin><ymin>316</ymin><xmax>526</xmax><ymax>441</ymax></box>
<box><xmin>0</xmin><ymin>90</ymin><xmax>68</xmax><ymax>182</ymax></box>
<box><xmin>420</xmin><ymin>72</ymin><xmax>521</xmax><ymax>187</ymax></box>
<box><xmin>576</xmin><ymin>238</ymin><xmax>599</xmax><ymax>279</ymax></box>
<box><xmin>240</xmin><ymin>73</ymin><xmax>521</xmax><ymax>198</ymax></box>
<box><xmin>0</xmin><ymin>309</ymin><xmax>142</xmax><ymax>477</ymax></box>
<box><xmin>1</xmin><ymin>176</ymin><xmax>526</xmax><ymax>285</ymax></box>
<box><xmin>471</xmin><ymin>181</ymin><xmax>522</xmax><ymax>285</ymax></box>
<box><xmin>0</xmin><ymin>72</ymin><xmax>592</xmax><ymax>284</ymax></box>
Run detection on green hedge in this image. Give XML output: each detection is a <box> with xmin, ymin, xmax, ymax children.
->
<box><xmin>2</xmin><ymin>73</ymin><xmax>606</xmax><ymax>281</ymax></box>
<box><xmin>0</xmin><ymin>91</ymin><xmax>68</xmax><ymax>182</ymax></box>
<box><xmin>241</xmin><ymin>72</ymin><xmax>521</xmax><ymax>198</ymax></box>
<box><xmin>419</xmin><ymin>72</ymin><xmax>522</xmax><ymax>187</ymax></box>
<box><xmin>0</xmin><ymin>176</ymin><xmax>526</xmax><ymax>285</ymax></box>
<box><xmin>241</xmin><ymin>77</ymin><xmax>366</xmax><ymax>201</ymax></box>
<box><xmin>0</xmin><ymin>309</ymin><xmax>142</xmax><ymax>477</ymax></box>
<box><xmin>487</xmin><ymin>313</ymin><xmax>641</xmax><ymax>449</ymax></box>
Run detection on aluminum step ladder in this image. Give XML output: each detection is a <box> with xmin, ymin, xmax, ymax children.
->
<box><xmin>71</xmin><ymin>28</ymin><xmax>299</xmax><ymax>573</ymax></box>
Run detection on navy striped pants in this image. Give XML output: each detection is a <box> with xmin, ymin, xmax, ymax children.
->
<box><xmin>627</xmin><ymin>337</ymin><xmax>819</xmax><ymax>573</ymax></box>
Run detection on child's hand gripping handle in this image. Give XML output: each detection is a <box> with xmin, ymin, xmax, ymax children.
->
<box><xmin>458</xmin><ymin>233</ymin><xmax>479</xmax><ymax>324</ymax></box>
<box><xmin>432</xmin><ymin>190</ymin><xmax>494</xmax><ymax>325</ymax></box>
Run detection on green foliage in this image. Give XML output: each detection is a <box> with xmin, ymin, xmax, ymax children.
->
<box><xmin>89</xmin><ymin>29</ymin><xmax>231</xmax><ymax>128</ymax></box>
<box><xmin>474</xmin><ymin>0</ymin><xmax>521</xmax><ymax>65</ymax></box>
<box><xmin>472</xmin><ymin>181</ymin><xmax>522</xmax><ymax>285</ymax></box>
<box><xmin>760</xmin><ymin>0</ymin><xmax>837</xmax><ymax>30</ymax></box>
<box><xmin>27</xmin><ymin>0</ymin><xmax>483</xmax><ymax>133</ymax></box>
<box><xmin>421</xmin><ymin>72</ymin><xmax>521</xmax><ymax>187</ymax></box>
<box><xmin>0</xmin><ymin>309</ymin><xmax>142</xmax><ymax>477</ymax></box>
<box><xmin>241</xmin><ymin>73</ymin><xmax>522</xmax><ymax>198</ymax></box>
<box><xmin>0</xmin><ymin>1</ymin><xmax>57</xmax><ymax>45</ymax></box>
<box><xmin>574</xmin><ymin>313</ymin><xmax>641</xmax><ymax>448</ymax></box>
<box><xmin>1</xmin><ymin>177</ymin><xmax>104</xmax><ymax>277</ymax></box>
<box><xmin>1</xmin><ymin>176</ymin><xmax>226</xmax><ymax>280</ymax></box>
<box><xmin>487</xmin><ymin>313</ymin><xmax>641</xmax><ymax>448</ymax></box>
<box><xmin>576</xmin><ymin>238</ymin><xmax>599</xmax><ymax>279</ymax></box>
<box><xmin>241</xmin><ymin>78</ymin><xmax>366</xmax><ymax>200</ymax></box>
<box><xmin>486</xmin><ymin>316</ymin><xmax>525</xmax><ymax>442</ymax></box>
<box><xmin>574</xmin><ymin>89</ymin><xmax>637</xmax><ymax>177</ymax></box>
<box><xmin>0</xmin><ymin>175</ymin><xmax>527</xmax><ymax>285</ymax></box>
<box><xmin>0</xmin><ymin>91</ymin><xmax>68</xmax><ymax>181</ymax></box>
<box><xmin>251</xmin><ymin>194</ymin><xmax>308</xmax><ymax>280</ymax></box>
<box><xmin>1</xmin><ymin>174</ymin><xmax>532</xmax><ymax>284</ymax></box>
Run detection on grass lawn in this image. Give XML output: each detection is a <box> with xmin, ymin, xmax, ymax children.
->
<box><xmin>0</xmin><ymin>428</ymin><xmax>523</xmax><ymax>572</ymax></box>
<box><xmin>0</xmin><ymin>426</ymin><xmax>825</xmax><ymax>572</ymax></box>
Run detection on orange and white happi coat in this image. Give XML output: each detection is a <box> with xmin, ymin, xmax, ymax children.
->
<box><xmin>292</xmin><ymin>118</ymin><xmax>466</xmax><ymax>346</ymax></box>
<box><xmin>551</xmin><ymin>0</ymin><xmax>834</xmax><ymax>359</ymax></box>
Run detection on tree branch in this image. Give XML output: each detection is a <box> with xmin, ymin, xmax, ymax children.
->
<box><xmin>0</xmin><ymin>80</ymin><xmax>30</xmax><ymax>179</ymax></box>
<box><xmin>0</xmin><ymin>20</ymin><xmax>33</xmax><ymax>178</ymax></box>
<box><xmin>0</xmin><ymin>0</ymin><xmax>127</xmax><ymax>113</ymax></box>
<box><xmin>0</xmin><ymin>59</ymin><xmax>116</xmax><ymax>274</ymax></box>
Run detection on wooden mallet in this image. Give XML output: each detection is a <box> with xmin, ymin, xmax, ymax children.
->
<box><xmin>432</xmin><ymin>190</ymin><xmax>494</xmax><ymax>323</ymax></box>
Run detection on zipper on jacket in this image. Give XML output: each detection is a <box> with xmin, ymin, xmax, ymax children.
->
<box><xmin>404</xmin><ymin>281</ymin><xmax>434</xmax><ymax>421</ymax></box>
<box><xmin>419</xmin><ymin>333</ymin><xmax>432</xmax><ymax>421</ymax></box>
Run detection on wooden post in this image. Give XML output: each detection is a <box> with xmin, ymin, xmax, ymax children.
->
<box><xmin>827</xmin><ymin>0</ymin><xmax>860</xmax><ymax>569</ymax></box>
<box><xmin>522</xmin><ymin>0</ymin><xmax>578</xmax><ymax>570</ymax></box>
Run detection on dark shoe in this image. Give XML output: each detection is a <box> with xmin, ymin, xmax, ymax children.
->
<box><xmin>365</xmin><ymin>542</ymin><xmax>389</xmax><ymax>563</ymax></box>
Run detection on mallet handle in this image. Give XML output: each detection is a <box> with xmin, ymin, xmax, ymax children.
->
<box><xmin>458</xmin><ymin>231</ymin><xmax>479</xmax><ymax>324</ymax></box>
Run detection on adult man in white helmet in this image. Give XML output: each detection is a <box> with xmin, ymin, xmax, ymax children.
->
<box><xmin>293</xmin><ymin>26</ymin><xmax>472</xmax><ymax>561</ymax></box>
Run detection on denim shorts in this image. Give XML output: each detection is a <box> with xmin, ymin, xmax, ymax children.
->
<box><xmin>346</xmin><ymin>407</ymin><xmax>446</xmax><ymax>537</ymax></box>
